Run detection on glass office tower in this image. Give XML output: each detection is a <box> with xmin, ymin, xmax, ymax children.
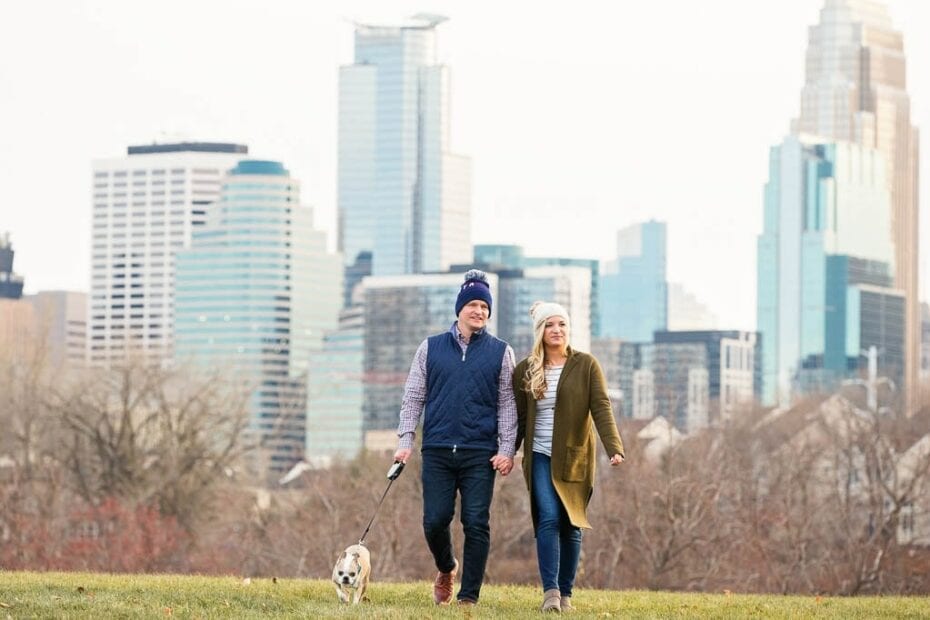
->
<box><xmin>338</xmin><ymin>15</ymin><xmax>471</xmax><ymax>278</ymax></box>
<box><xmin>757</xmin><ymin>137</ymin><xmax>900</xmax><ymax>405</ymax></box>
<box><xmin>794</xmin><ymin>0</ymin><xmax>919</xmax><ymax>411</ymax></box>
<box><xmin>599</xmin><ymin>221</ymin><xmax>667</xmax><ymax>342</ymax></box>
<box><xmin>174</xmin><ymin>160</ymin><xmax>342</xmax><ymax>480</ymax></box>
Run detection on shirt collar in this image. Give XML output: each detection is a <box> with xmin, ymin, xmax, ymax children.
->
<box><xmin>451</xmin><ymin>321</ymin><xmax>485</xmax><ymax>342</ymax></box>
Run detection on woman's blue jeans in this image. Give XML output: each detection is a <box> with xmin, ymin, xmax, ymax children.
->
<box><xmin>532</xmin><ymin>452</ymin><xmax>583</xmax><ymax>596</ymax></box>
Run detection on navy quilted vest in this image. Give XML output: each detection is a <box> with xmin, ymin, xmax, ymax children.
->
<box><xmin>423</xmin><ymin>329</ymin><xmax>506</xmax><ymax>451</ymax></box>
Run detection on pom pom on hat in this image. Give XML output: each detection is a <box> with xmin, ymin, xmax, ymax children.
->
<box><xmin>530</xmin><ymin>300</ymin><xmax>570</xmax><ymax>328</ymax></box>
<box><xmin>455</xmin><ymin>269</ymin><xmax>493</xmax><ymax>317</ymax></box>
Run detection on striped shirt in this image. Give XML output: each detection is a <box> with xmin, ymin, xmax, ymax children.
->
<box><xmin>532</xmin><ymin>365</ymin><xmax>563</xmax><ymax>456</ymax></box>
<box><xmin>397</xmin><ymin>323</ymin><xmax>518</xmax><ymax>458</ymax></box>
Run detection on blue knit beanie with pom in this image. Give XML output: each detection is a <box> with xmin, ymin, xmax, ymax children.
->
<box><xmin>455</xmin><ymin>269</ymin><xmax>493</xmax><ymax>318</ymax></box>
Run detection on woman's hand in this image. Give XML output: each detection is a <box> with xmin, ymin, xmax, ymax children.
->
<box><xmin>490</xmin><ymin>454</ymin><xmax>514</xmax><ymax>476</ymax></box>
<box><xmin>609</xmin><ymin>454</ymin><xmax>624</xmax><ymax>466</ymax></box>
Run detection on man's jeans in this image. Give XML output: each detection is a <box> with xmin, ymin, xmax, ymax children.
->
<box><xmin>532</xmin><ymin>452</ymin><xmax>583</xmax><ymax>596</ymax></box>
<box><xmin>421</xmin><ymin>447</ymin><xmax>496</xmax><ymax>602</ymax></box>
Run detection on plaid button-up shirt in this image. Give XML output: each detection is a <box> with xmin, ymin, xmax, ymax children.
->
<box><xmin>397</xmin><ymin>323</ymin><xmax>517</xmax><ymax>458</ymax></box>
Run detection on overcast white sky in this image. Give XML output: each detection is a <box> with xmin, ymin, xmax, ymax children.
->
<box><xmin>2</xmin><ymin>0</ymin><xmax>928</xmax><ymax>329</ymax></box>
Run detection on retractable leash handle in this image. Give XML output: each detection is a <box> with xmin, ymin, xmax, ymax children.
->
<box><xmin>387</xmin><ymin>460</ymin><xmax>405</xmax><ymax>480</ymax></box>
<box><xmin>358</xmin><ymin>460</ymin><xmax>407</xmax><ymax>545</ymax></box>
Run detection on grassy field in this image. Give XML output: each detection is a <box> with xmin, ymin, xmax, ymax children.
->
<box><xmin>1</xmin><ymin>571</ymin><xmax>927</xmax><ymax>619</ymax></box>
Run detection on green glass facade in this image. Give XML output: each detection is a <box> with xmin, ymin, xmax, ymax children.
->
<box><xmin>174</xmin><ymin>160</ymin><xmax>341</xmax><ymax>480</ymax></box>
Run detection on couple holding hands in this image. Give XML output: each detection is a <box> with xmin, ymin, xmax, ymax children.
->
<box><xmin>394</xmin><ymin>270</ymin><xmax>624</xmax><ymax>613</ymax></box>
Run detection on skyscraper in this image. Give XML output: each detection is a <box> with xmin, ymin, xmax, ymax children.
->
<box><xmin>599</xmin><ymin>221</ymin><xmax>667</xmax><ymax>342</ymax></box>
<box><xmin>757</xmin><ymin>136</ymin><xmax>900</xmax><ymax>405</ymax></box>
<box><xmin>338</xmin><ymin>15</ymin><xmax>472</xmax><ymax>278</ymax></box>
<box><xmin>174</xmin><ymin>160</ymin><xmax>342</xmax><ymax>479</ymax></box>
<box><xmin>89</xmin><ymin>142</ymin><xmax>248</xmax><ymax>367</ymax></box>
<box><xmin>793</xmin><ymin>0</ymin><xmax>919</xmax><ymax>411</ymax></box>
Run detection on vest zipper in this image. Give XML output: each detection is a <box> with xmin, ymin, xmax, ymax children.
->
<box><xmin>453</xmin><ymin>445</ymin><xmax>457</xmax><ymax>453</ymax></box>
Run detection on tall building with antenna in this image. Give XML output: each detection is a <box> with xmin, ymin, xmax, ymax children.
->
<box><xmin>338</xmin><ymin>14</ymin><xmax>471</xmax><ymax>282</ymax></box>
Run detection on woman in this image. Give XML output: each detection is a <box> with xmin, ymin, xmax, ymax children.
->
<box><xmin>513</xmin><ymin>301</ymin><xmax>624</xmax><ymax>613</ymax></box>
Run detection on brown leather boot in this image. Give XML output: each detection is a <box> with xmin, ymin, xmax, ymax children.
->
<box><xmin>432</xmin><ymin>559</ymin><xmax>458</xmax><ymax>605</ymax></box>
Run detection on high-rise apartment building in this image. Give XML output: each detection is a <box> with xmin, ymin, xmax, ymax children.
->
<box><xmin>599</xmin><ymin>221</ymin><xmax>667</xmax><ymax>342</ymax></box>
<box><xmin>793</xmin><ymin>0</ymin><xmax>919</xmax><ymax>411</ymax></box>
<box><xmin>338</xmin><ymin>15</ymin><xmax>471</xmax><ymax>277</ymax></box>
<box><xmin>89</xmin><ymin>142</ymin><xmax>248</xmax><ymax>367</ymax></box>
<box><xmin>757</xmin><ymin>136</ymin><xmax>901</xmax><ymax>405</ymax></box>
<box><xmin>174</xmin><ymin>160</ymin><xmax>342</xmax><ymax>479</ymax></box>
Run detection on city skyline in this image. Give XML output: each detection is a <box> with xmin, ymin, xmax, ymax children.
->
<box><xmin>2</xmin><ymin>0</ymin><xmax>929</xmax><ymax>331</ymax></box>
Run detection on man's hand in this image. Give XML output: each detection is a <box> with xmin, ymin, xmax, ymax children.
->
<box><xmin>490</xmin><ymin>454</ymin><xmax>514</xmax><ymax>476</ymax></box>
<box><xmin>394</xmin><ymin>448</ymin><xmax>412</xmax><ymax>464</ymax></box>
<box><xmin>609</xmin><ymin>453</ymin><xmax>624</xmax><ymax>466</ymax></box>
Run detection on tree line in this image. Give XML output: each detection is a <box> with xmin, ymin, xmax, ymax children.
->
<box><xmin>1</xmin><ymin>346</ymin><xmax>928</xmax><ymax>594</ymax></box>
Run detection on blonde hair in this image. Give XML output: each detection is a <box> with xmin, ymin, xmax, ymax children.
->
<box><xmin>522</xmin><ymin>301</ymin><xmax>570</xmax><ymax>399</ymax></box>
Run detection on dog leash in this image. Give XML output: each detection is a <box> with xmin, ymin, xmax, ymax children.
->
<box><xmin>358</xmin><ymin>460</ymin><xmax>406</xmax><ymax>545</ymax></box>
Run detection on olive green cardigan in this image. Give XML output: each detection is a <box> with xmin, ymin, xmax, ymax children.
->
<box><xmin>513</xmin><ymin>348</ymin><xmax>624</xmax><ymax>530</ymax></box>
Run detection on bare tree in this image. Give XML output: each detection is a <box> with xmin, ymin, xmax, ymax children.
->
<box><xmin>47</xmin><ymin>360</ymin><xmax>252</xmax><ymax>531</ymax></box>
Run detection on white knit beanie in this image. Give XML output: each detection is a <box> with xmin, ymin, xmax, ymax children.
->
<box><xmin>530</xmin><ymin>301</ymin><xmax>571</xmax><ymax>329</ymax></box>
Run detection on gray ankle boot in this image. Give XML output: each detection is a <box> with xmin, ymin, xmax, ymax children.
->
<box><xmin>541</xmin><ymin>589</ymin><xmax>561</xmax><ymax>613</ymax></box>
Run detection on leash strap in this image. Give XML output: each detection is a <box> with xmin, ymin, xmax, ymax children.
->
<box><xmin>358</xmin><ymin>460</ymin><xmax>405</xmax><ymax>543</ymax></box>
<box><xmin>358</xmin><ymin>477</ymin><xmax>396</xmax><ymax>545</ymax></box>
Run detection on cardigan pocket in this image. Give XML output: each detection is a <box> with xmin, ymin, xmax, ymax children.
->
<box><xmin>562</xmin><ymin>446</ymin><xmax>587</xmax><ymax>482</ymax></box>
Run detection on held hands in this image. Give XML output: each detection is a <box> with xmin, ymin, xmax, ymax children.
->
<box><xmin>393</xmin><ymin>448</ymin><xmax>412</xmax><ymax>464</ymax></box>
<box><xmin>490</xmin><ymin>454</ymin><xmax>514</xmax><ymax>476</ymax></box>
<box><xmin>609</xmin><ymin>453</ymin><xmax>625</xmax><ymax>467</ymax></box>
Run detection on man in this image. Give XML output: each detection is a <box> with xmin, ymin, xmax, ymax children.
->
<box><xmin>393</xmin><ymin>269</ymin><xmax>517</xmax><ymax>606</ymax></box>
